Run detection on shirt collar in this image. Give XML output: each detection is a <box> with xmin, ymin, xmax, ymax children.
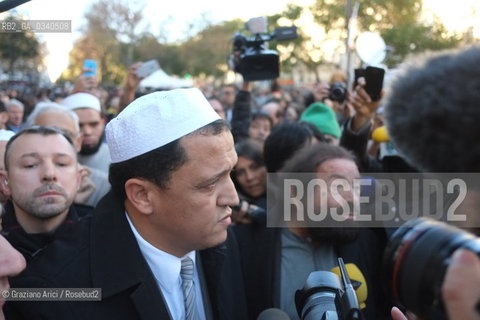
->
<box><xmin>125</xmin><ymin>212</ymin><xmax>196</xmax><ymax>293</ymax></box>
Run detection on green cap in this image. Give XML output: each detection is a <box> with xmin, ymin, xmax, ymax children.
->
<box><xmin>300</xmin><ymin>102</ymin><xmax>341</xmax><ymax>138</ymax></box>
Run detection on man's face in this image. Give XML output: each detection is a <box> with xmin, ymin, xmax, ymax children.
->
<box><xmin>148</xmin><ymin>130</ymin><xmax>239</xmax><ymax>257</ymax></box>
<box><xmin>7</xmin><ymin>106</ymin><xmax>23</xmax><ymax>126</ymax></box>
<box><xmin>220</xmin><ymin>87</ymin><xmax>236</xmax><ymax>107</ymax></box>
<box><xmin>248</xmin><ymin>117</ymin><xmax>271</xmax><ymax>143</ymax></box>
<box><xmin>261</xmin><ymin>102</ymin><xmax>282</xmax><ymax>127</ymax></box>
<box><xmin>34</xmin><ymin>111</ymin><xmax>82</xmax><ymax>152</ymax></box>
<box><xmin>74</xmin><ymin>108</ymin><xmax>105</xmax><ymax>154</ymax></box>
<box><xmin>317</xmin><ymin>158</ymin><xmax>360</xmax><ymax>212</ymax></box>
<box><xmin>307</xmin><ymin>158</ymin><xmax>361</xmax><ymax>245</ymax></box>
<box><xmin>4</xmin><ymin>133</ymin><xmax>81</xmax><ymax>221</ymax></box>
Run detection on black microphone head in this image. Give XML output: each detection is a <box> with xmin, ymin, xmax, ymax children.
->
<box><xmin>384</xmin><ymin>45</ymin><xmax>480</xmax><ymax>172</ymax></box>
<box><xmin>257</xmin><ymin>308</ymin><xmax>291</xmax><ymax>320</ymax></box>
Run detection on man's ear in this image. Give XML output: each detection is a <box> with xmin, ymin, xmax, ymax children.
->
<box><xmin>124</xmin><ymin>178</ymin><xmax>155</xmax><ymax>215</ymax></box>
<box><xmin>0</xmin><ymin>170</ymin><xmax>11</xmax><ymax>196</ymax></box>
<box><xmin>75</xmin><ymin>165</ymin><xmax>85</xmax><ymax>192</ymax></box>
<box><xmin>74</xmin><ymin>134</ymin><xmax>83</xmax><ymax>153</ymax></box>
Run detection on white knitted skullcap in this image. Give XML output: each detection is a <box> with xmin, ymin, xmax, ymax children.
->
<box><xmin>106</xmin><ymin>88</ymin><xmax>220</xmax><ymax>163</ymax></box>
<box><xmin>0</xmin><ymin>130</ymin><xmax>15</xmax><ymax>142</ymax></box>
<box><xmin>62</xmin><ymin>92</ymin><xmax>101</xmax><ymax>112</ymax></box>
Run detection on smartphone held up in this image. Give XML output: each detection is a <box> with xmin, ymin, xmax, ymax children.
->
<box><xmin>135</xmin><ymin>60</ymin><xmax>160</xmax><ymax>78</ymax></box>
<box><xmin>83</xmin><ymin>59</ymin><xmax>97</xmax><ymax>77</ymax></box>
<box><xmin>354</xmin><ymin>66</ymin><xmax>385</xmax><ymax>102</ymax></box>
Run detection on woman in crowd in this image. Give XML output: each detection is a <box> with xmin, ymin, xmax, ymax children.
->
<box><xmin>231</xmin><ymin>139</ymin><xmax>267</xmax><ymax>224</ymax></box>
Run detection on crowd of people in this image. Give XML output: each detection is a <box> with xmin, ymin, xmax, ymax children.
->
<box><xmin>0</xmin><ymin>44</ymin><xmax>479</xmax><ymax>320</ymax></box>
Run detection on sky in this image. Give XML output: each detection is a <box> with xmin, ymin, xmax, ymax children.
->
<box><xmin>2</xmin><ymin>0</ymin><xmax>480</xmax><ymax>81</ymax></box>
<box><xmin>3</xmin><ymin>0</ymin><xmax>314</xmax><ymax>81</ymax></box>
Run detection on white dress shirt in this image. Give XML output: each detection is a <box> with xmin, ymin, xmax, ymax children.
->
<box><xmin>125</xmin><ymin>212</ymin><xmax>207</xmax><ymax>320</ymax></box>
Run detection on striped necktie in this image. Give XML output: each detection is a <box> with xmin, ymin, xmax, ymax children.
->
<box><xmin>180</xmin><ymin>257</ymin><xmax>197</xmax><ymax>320</ymax></box>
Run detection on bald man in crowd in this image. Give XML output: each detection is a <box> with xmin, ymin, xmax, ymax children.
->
<box><xmin>26</xmin><ymin>104</ymin><xmax>110</xmax><ymax>207</ymax></box>
<box><xmin>5</xmin><ymin>99</ymin><xmax>24</xmax><ymax>133</ymax></box>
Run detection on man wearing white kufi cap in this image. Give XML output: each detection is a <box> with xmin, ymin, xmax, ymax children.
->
<box><xmin>62</xmin><ymin>92</ymin><xmax>111</xmax><ymax>173</ymax></box>
<box><xmin>5</xmin><ymin>88</ymin><xmax>248</xmax><ymax>320</ymax></box>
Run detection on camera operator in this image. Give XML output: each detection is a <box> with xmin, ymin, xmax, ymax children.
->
<box><xmin>230</xmin><ymin>80</ymin><xmax>273</xmax><ymax>144</ymax></box>
<box><xmin>383</xmin><ymin>45</ymin><xmax>480</xmax><ymax>319</ymax></box>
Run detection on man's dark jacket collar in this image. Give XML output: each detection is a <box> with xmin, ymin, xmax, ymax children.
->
<box><xmin>1</xmin><ymin>200</ymin><xmax>91</xmax><ymax>261</ymax></box>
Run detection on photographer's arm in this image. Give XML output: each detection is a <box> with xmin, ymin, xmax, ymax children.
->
<box><xmin>72</xmin><ymin>74</ymin><xmax>98</xmax><ymax>94</ymax></box>
<box><xmin>119</xmin><ymin>62</ymin><xmax>142</xmax><ymax>113</ymax></box>
<box><xmin>340</xmin><ymin>80</ymin><xmax>383</xmax><ymax>172</ymax></box>
<box><xmin>231</xmin><ymin>81</ymin><xmax>252</xmax><ymax>143</ymax></box>
<box><xmin>350</xmin><ymin>78</ymin><xmax>382</xmax><ymax>132</ymax></box>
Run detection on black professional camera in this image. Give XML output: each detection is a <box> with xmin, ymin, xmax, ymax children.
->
<box><xmin>329</xmin><ymin>82</ymin><xmax>347</xmax><ymax>103</ymax></box>
<box><xmin>383</xmin><ymin>217</ymin><xmax>480</xmax><ymax>320</ymax></box>
<box><xmin>295</xmin><ymin>258</ymin><xmax>364</xmax><ymax>320</ymax></box>
<box><xmin>228</xmin><ymin>17</ymin><xmax>297</xmax><ymax>81</ymax></box>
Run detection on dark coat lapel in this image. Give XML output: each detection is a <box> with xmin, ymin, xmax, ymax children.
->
<box><xmin>200</xmin><ymin>243</ymin><xmax>225</xmax><ymax>295</ymax></box>
<box><xmin>90</xmin><ymin>191</ymin><xmax>170</xmax><ymax>319</ymax></box>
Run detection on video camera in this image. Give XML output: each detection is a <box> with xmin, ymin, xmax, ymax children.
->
<box><xmin>295</xmin><ymin>258</ymin><xmax>364</xmax><ymax>320</ymax></box>
<box><xmin>228</xmin><ymin>17</ymin><xmax>297</xmax><ymax>81</ymax></box>
<box><xmin>383</xmin><ymin>217</ymin><xmax>480</xmax><ymax>320</ymax></box>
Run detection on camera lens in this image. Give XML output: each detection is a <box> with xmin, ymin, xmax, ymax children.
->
<box><xmin>295</xmin><ymin>271</ymin><xmax>343</xmax><ymax>320</ymax></box>
<box><xmin>328</xmin><ymin>82</ymin><xmax>347</xmax><ymax>103</ymax></box>
<box><xmin>383</xmin><ymin>217</ymin><xmax>480</xmax><ymax>319</ymax></box>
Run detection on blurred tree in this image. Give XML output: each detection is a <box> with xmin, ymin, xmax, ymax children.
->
<box><xmin>267</xmin><ymin>4</ymin><xmax>328</xmax><ymax>80</ymax></box>
<box><xmin>382</xmin><ymin>17</ymin><xmax>462</xmax><ymax>65</ymax></box>
<box><xmin>57</xmin><ymin>0</ymin><xmax>467</xmax><ymax>86</ymax></box>
<box><xmin>178</xmin><ymin>19</ymin><xmax>243</xmax><ymax>78</ymax></box>
<box><xmin>0</xmin><ymin>15</ymin><xmax>40</xmax><ymax>75</ymax></box>
<box><xmin>60</xmin><ymin>0</ymin><xmax>145</xmax><ymax>86</ymax></box>
<box><xmin>134</xmin><ymin>33</ymin><xmax>183</xmax><ymax>75</ymax></box>
<box><xmin>310</xmin><ymin>0</ymin><xmax>462</xmax><ymax>67</ymax></box>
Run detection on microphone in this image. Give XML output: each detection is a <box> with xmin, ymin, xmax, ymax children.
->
<box><xmin>383</xmin><ymin>47</ymin><xmax>480</xmax><ymax>172</ymax></box>
<box><xmin>331</xmin><ymin>263</ymin><xmax>368</xmax><ymax>309</ymax></box>
<box><xmin>296</xmin><ymin>259</ymin><xmax>365</xmax><ymax>320</ymax></box>
<box><xmin>257</xmin><ymin>308</ymin><xmax>291</xmax><ymax>320</ymax></box>
<box><xmin>371</xmin><ymin>126</ymin><xmax>389</xmax><ymax>143</ymax></box>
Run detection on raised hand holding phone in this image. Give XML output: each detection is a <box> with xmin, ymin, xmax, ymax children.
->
<box><xmin>135</xmin><ymin>59</ymin><xmax>159</xmax><ymax>78</ymax></box>
<box><xmin>83</xmin><ymin>59</ymin><xmax>97</xmax><ymax>77</ymax></box>
<box><xmin>72</xmin><ymin>60</ymin><xmax>98</xmax><ymax>93</ymax></box>
<box><xmin>364</xmin><ymin>66</ymin><xmax>385</xmax><ymax>102</ymax></box>
<box><xmin>350</xmin><ymin>67</ymin><xmax>384</xmax><ymax>131</ymax></box>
